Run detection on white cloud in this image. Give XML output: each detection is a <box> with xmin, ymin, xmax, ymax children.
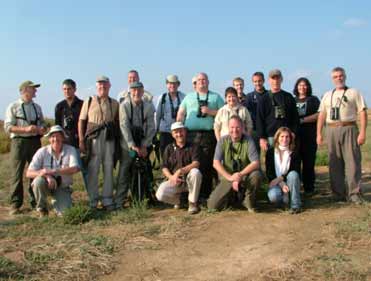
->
<box><xmin>343</xmin><ymin>18</ymin><xmax>368</xmax><ymax>28</ymax></box>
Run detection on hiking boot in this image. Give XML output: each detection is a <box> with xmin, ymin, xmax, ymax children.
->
<box><xmin>9</xmin><ymin>206</ymin><xmax>21</xmax><ymax>215</ymax></box>
<box><xmin>188</xmin><ymin>202</ymin><xmax>200</xmax><ymax>215</ymax></box>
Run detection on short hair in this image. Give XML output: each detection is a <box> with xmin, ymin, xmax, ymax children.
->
<box><xmin>233</xmin><ymin>77</ymin><xmax>244</xmax><ymax>84</ymax></box>
<box><xmin>293</xmin><ymin>77</ymin><xmax>313</xmax><ymax>97</ymax></box>
<box><xmin>62</xmin><ymin>79</ymin><xmax>76</xmax><ymax>89</ymax></box>
<box><xmin>128</xmin><ymin>69</ymin><xmax>139</xmax><ymax>76</ymax></box>
<box><xmin>273</xmin><ymin>127</ymin><xmax>295</xmax><ymax>151</ymax></box>
<box><xmin>252</xmin><ymin>72</ymin><xmax>265</xmax><ymax>80</ymax></box>
<box><xmin>225</xmin><ymin>87</ymin><xmax>238</xmax><ymax>98</ymax></box>
<box><xmin>331</xmin><ymin>66</ymin><xmax>346</xmax><ymax>75</ymax></box>
<box><xmin>228</xmin><ymin>115</ymin><xmax>243</xmax><ymax>126</ymax></box>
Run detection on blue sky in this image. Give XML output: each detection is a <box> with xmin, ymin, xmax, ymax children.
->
<box><xmin>1</xmin><ymin>0</ymin><xmax>370</xmax><ymax>117</ymax></box>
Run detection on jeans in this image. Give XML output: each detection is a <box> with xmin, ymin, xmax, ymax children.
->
<box><xmin>267</xmin><ymin>171</ymin><xmax>301</xmax><ymax>209</ymax></box>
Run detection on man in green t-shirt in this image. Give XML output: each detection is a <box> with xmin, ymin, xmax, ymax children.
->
<box><xmin>208</xmin><ymin>115</ymin><xmax>262</xmax><ymax>212</ymax></box>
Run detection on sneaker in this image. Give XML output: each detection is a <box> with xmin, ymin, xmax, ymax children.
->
<box><xmin>289</xmin><ymin>208</ymin><xmax>301</xmax><ymax>214</ymax></box>
<box><xmin>349</xmin><ymin>194</ymin><xmax>364</xmax><ymax>205</ymax></box>
<box><xmin>188</xmin><ymin>203</ymin><xmax>200</xmax><ymax>215</ymax></box>
<box><xmin>9</xmin><ymin>206</ymin><xmax>21</xmax><ymax>215</ymax></box>
<box><xmin>174</xmin><ymin>204</ymin><xmax>181</xmax><ymax>210</ymax></box>
<box><xmin>247</xmin><ymin>208</ymin><xmax>256</xmax><ymax>214</ymax></box>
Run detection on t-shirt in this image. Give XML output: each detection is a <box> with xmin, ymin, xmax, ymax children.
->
<box><xmin>214</xmin><ymin>135</ymin><xmax>259</xmax><ymax>174</ymax></box>
<box><xmin>214</xmin><ymin>104</ymin><xmax>253</xmax><ymax>137</ymax></box>
<box><xmin>179</xmin><ymin>91</ymin><xmax>224</xmax><ymax>131</ymax></box>
<box><xmin>318</xmin><ymin>87</ymin><xmax>367</xmax><ymax>123</ymax></box>
<box><xmin>79</xmin><ymin>96</ymin><xmax>119</xmax><ymax>125</ymax></box>
<box><xmin>28</xmin><ymin>144</ymin><xmax>79</xmax><ymax>188</ymax></box>
<box><xmin>296</xmin><ymin>95</ymin><xmax>320</xmax><ymax>139</ymax></box>
<box><xmin>162</xmin><ymin>142</ymin><xmax>201</xmax><ymax>174</ymax></box>
<box><xmin>155</xmin><ymin>91</ymin><xmax>186</xmax><ymax>133</ymax></box>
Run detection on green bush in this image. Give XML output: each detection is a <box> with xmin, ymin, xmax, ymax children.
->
<box><xmin>63</xmin><ymin>204</ymin><xmax>95</xmax><ymax>225</ymax></box>
<box><xmin>316</xmin><ymin>150</ymin><xmax>329</xmax><ymax>166</ymax></box>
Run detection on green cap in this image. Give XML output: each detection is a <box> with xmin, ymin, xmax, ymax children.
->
<box><xmin>96</xmin><ymin>75</ymin><xmax>110</xmax><ymax>83</ymax></box>
<box><xmin>130</xmin><ymin>81</ymin><xmax>144</xmax><ymax>89</ymax></box>
<box><xmin>19</xmin><ymin>80</ymin><xmax>41</xmax><ymax>92</ymax></box>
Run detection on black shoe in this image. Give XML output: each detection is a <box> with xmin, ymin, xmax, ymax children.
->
<box><xmin>289</xmin><ymin>208</ymin><xmax>301</xmax><ymax>214</ymax></box>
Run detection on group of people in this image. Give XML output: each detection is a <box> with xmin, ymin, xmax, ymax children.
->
<box><xmin>4</xmin><ymin>67</ymin><xmax>368</xmax><ymax>217</ymax></box>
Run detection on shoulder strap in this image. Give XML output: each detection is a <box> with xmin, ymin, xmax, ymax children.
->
<box><xmin>160</xmin><ymin>93</ymin><xmax>167</xmax><ymax>120</ymax></box>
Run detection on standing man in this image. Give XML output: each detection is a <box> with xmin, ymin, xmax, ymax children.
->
<box><xmin>155</xmin><ymin>75</ymin><xmax>185</xmax><ymax>156</ymax></box>
<box><xmin>156</xmin><ymin>122</ymin><xmax>202</xmax><ymax>214</ymax></box>
<box><xmin>177</xmin><ymin>72</ymin><xmax>224</xmax><ymax>199</ymax></box>
<box><xmin>4</xmin><ymin>80</ymin><xmax>47</xmax><ymax>214</ymax></box>
<box><xmin>26</xmin><ymin>125</ymin><xmax>80</xmax><ymax>217</ymax></box>
<box><xmin>78</xmin><ymin>76</ymin><xmax>119</xmax><ymax>210</ymax></box>
<box><xmin>117</xmin><ymin>82</ymin><xmax>156</xmax><ymax>208</ymax></box>
<box><xmin>256</xmin><ymin>69</ymin><xmax>299</xmax><ymax>151</ymax></box>
<box><xmin>317</xmin><ymin>67</ymin><xmax>368</xmax><ymax>203</ymax></box>
<box><xmin>55</xmin><ymin>79</ymin><xmax>87</xmax><ymax>186</ymax></box>
<box><xmin>233</xmin><ymin>77</ymin><xmax>247</xmax><ymax>104</ymax></box>
<box><xmin>208</xmin><ymin>116</ymin><xmax>262</xmax><ymax>212</ymax></box>
<box><xmin>117</xmin><ymin>70</ymin><xmax>152</xmax><ymax>103</ymax></box>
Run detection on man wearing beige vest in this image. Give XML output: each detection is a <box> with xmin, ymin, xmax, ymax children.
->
<box><xmin>317</xmin><ymin>67</ymin><xmax>368</xmax><ymax>204</ymax></box>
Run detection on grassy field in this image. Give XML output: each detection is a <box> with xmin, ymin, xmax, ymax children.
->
<box><xmin>0</xmin><ymin>114</ymin><xmax>370</xmax><ymax>281</ymax></box>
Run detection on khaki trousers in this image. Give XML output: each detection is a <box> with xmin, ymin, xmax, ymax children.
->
<box><xmin>156</xmin><ymin>168</ymin><xmax>202</xmax><ymax>205</ymax></box>
<box><xmin>326</xmin><ymin>125</ymin><xmax>362</xmax><ymax>198</ymax></box>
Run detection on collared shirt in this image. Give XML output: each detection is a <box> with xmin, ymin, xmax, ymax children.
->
<box><xmin>214</xmin><ymin>135</ymin><xmax>258</xmax><ymax>175</ymax></box>
<box><xmin>4</xmin><ymin>98</ymin><xmax>45</xmax><ymax>138</ymax></box>
<box><xmin>119</xmin><ymin>100</ymin><xmax>156</xmax><ymax>150</ymax></box>
<box><xmin>79</xmin><ymin>96</ymin><xmax>119</xmax><ymax>125</ymax></box>
<box><xmin>162</xmin><ymin>142</ymin><xmax>201</xmax><ymax>174</ymax></box>
<box><xmin>214</xmin><ymin>104</ymin><xmax>253</xmax><ymax>137</ymax></box>
<box><xmin>28</xmin><ymin>144</ymin><xmax>79</xmax><ymax>188</ymax></box>
<box><xmin>179</xmin><ymin>91</ymin><xmax>224</xmax><ymax>131</ymax></box>
<box><xmin>117</xmin><ymin>89</ymin><xmax>153</xmax><ymax>104</ymax></box>
<box><xmin>318</xmin><ymin>87</ymin><xmax>367</xmax><ymax>123</ymax></box>
<box><xmin>155</xmin><ymin>91</ymin><xmax>185</xmax><ymax>132</ymax></box>
<box><xmin>244</xmin><ymin>89</ymin><xmax>268</xmax><ymax>130</ymax></box>
<box><xmin>55</xmin><ymin>97</ymin><xmax>83</xmax><ymax>148</ymax></box>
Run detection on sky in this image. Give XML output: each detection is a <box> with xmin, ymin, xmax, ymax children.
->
<box><xmin>1</xmin><ymin>0</ymin><xmax>371</xmax><ymax>117</ymax></box>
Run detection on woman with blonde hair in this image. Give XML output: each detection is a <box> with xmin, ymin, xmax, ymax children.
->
<box><xmin>265</xmin><ymin>127</ymin><xmax>301</xmax><ymax>214</ymax></box>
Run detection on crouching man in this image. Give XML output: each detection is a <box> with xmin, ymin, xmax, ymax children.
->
<box><xmin>156</xmin><ymin>122</ymin><xmax>202</xmax><ymax>214</ymax></box>
<box><xmin>26</xmin><ymin>125</ymin><xmax>80</xmax><ymax>217</ymax></box>
<box><xmin>208</xmin><ymin>116</ymin><xmax>262</xmax><ymax>212</ymax></box>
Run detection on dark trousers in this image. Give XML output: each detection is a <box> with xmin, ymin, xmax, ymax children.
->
<box><xmin>159</xmin><ymin>132</ymin><xmax>173</xmax><ymax>157</ymax></box>
<box><xmin>10</xmin><ymin>137</ymin><xmax>40</xmax><ymax>208</ymax></box>
<box><xmin>298</xmin><ymin>133</ymin><xmax>317</xmax><ymax>193</ymax></box>
<box><xmin>187</xmin><ymin>130</ymin><xmax>217</xmax><ymax>199</ymax></box>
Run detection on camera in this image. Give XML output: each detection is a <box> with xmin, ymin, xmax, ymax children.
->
<box><xmin>197</xmin><ymin>100</ymin><xmax>208</xmax><ymax>118</ymax></box>
<box><xmin>131</xmin><ymin>126</ymin><xmax>144</xmax><ymax>147</ymax></box>
<box><xmin>30</xmin><ymin>120</ymin><xmax>38</xmax><ymax>126</ymax></box>
<box><xmin>330</xmin><ymin>107</ymin><xmax>340</xmax><ymax>121</ymax></box>
<box><xmin>232</xmin><ymin>159</ymin><xmax>241</xmax><ymax>173</ymax></box>
<box><xmin>63</xmin><ymin>115</ymin><xmax>75</xmax><ymax>130</ymax></box>
<box><xmin>104</xmin><ymin>121</ymin><xmax>116</xmax><ymax>140</ymax></box>
<box><xmin>171</xmin><ymin>106</ymin><xmax>179</xmax><ymax>119</ymax></box>
<box><xmin>274</xmin><ymin>105</ymin><xmax>286</xmax><ymax>119</ymax></box>
<box><xmin>52</xmin><ymin>175</ymin><xmax>62</xmax><ymax>187</ymax></box>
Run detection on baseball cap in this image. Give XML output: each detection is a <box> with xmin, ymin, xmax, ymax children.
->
<box><xmin>96</xmin><ymin>75</ymin><xmax>110</xmax><ymax>83</ymax></box>
<box><xmin>171</xmin><ymin>122</ymin><xmax>186</xmax><ymax>131</ymax></box>
<box><xmin>130</xmin><ymin>81</ymin><xmax>144</xmax><ymax>89</ymax></box>
<box><xmin>19</xmin><ymin>80</ymin><xmax>41</xmax><ymax>92</ymax></box>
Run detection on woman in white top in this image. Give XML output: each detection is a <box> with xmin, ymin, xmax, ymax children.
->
<box><xmin>214</xmin><ymin>87</ymin><xmax>253</xmax><ymax>141</ymax></box>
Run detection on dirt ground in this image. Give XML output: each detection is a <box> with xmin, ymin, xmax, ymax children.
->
<box><xmin>99</xmin><ymin>167</ymin><xmax>371</xmax><ymax>281</ymax></box>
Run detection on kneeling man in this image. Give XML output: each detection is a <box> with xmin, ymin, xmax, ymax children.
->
<box><xmin>156</xmin><ymin>122</ymin><xmax>202</xmax><ymax>214</ymax></box>
<box><xmin>26</xmin><ymin>125</ymin><xmax>80</xmax><ymax>217</ymax></box>
<box><xmin>208</xmin><ymin>115</ymin><xmax>262</xmax><ymax>212</ymax></box>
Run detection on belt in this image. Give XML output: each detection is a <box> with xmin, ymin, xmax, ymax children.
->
<box><xmin>327</xmin><ymin>121</ymin><xmax>356</xmax><ymax>127</ymax></box>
